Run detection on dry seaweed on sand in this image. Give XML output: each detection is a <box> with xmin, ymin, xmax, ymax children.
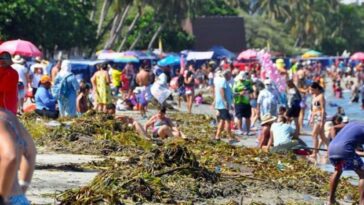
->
<box><xmin>20</xmin><ymin>111</ymin><xmax>153</xmax><ymax>155</ymax></box>
<box><xmin>56</xmin><ymin>144</ymin><xmax>247</xmax><ymax>204</ymax></box>
<box><xmin>58</xmin><ymin>112</ymin><xmax>359</xmax><ymax>203</ymax></box>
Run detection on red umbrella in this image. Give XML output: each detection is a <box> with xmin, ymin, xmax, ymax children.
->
<box><xmin>350</xmin><ymin>52</ymin><xmax>364</xmax><ymax>61</ymax></box>
<box><xmin>237</xmin><ymin>49</ymin><xmax>257</xmax><ymax>60</ymax></box>
<box><xmin>0</xmin><ymin>39</ymin><xmax>42</xmax><ymax>57</ymax></box>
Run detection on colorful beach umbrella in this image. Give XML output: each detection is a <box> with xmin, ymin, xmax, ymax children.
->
<box><xmin>302</xmin><ymin>50</ymin><xmax>322</xmax><ymax>59</ymax></box>
<box><xmin>97</xmin><ymin>52</ymin><xmax>139</xmax><ymax>63</ymax></box>
<box><xmin>237</xmin><ymin>49</ymin><xmax>257</xmax><ymax>60</ymax></box>
<box><xmin>157</xmin><ymin>55</ymin><xmax>180</xmax><ymax>67</ymax></box>
<box><xmin>0</xmin><ymin>39</ymin><xmax>42</xmax><ymax>57</ymax></box>
<box><xmin>350</xmin><ymin>52</ymin><xmax>364</xmax><ymax>61</ymax></box>
<box><xmin>96</xmin><ymin>49</ymin><xmax>115</xmax><ymax>56</ymax></box>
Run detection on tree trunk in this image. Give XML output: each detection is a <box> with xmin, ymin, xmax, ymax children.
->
<box><xmin>129</xmin><ymin>32</ymin><xmax>142</xmax><ymax>50</ymax></box>
<box><xmin>89</xmin><ymin>1</ymin><xmax>97</xmax><ymax>21</ymax></box>
<box><xmin>147</xmin><ymin>24</ymin><xmax>164</xmax><ymax>50</ymax></box>
<box><xmin>104</xmin><ymin>4</ymin><xmax>131</xmax><ymax>49</ymax></box>
<box><xmin>97</xmin><ymin>0</ymin><xmax>112</xmax><ymax>37</ymax></box>
<box><xmin>117</xmin><ymin>12</ymin><xmax>141</xmax><ymax>51</ymax></box>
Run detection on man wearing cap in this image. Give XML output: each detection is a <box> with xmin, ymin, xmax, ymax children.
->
<box><xmin>34</xmin><ymin>75</ymin><xmax>58</xmax><ymax>119</ymax></box>
<box><xmin>12</xmin><ymin>55</ymin><xmax>29</xmax><ymax>113</ymax></box>
<box><xmin>257</xmin><ymin>79</ymin><xmax>279</xmax><ymax>118</ymax></box>
<box><xmin>0</xmin><ymin>52</ymin><xmax>19</xmax><ymax>115</ymax></box>
<box><xmin>213</xmin><ymin>69</ymin><xmax>239</xmax><ymax>143</ymax></box>
<box><xmin>233</xmin><ymin>71</ymin><xmax>253</xmax><ymax>135</ymax></box>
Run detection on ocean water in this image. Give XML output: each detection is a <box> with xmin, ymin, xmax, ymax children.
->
<box><xmin>303</xmin><ymin>89</ymin><xmax>364</xmax><ymax>183</ymax></box>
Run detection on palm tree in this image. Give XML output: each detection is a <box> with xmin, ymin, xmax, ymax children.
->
<box><xmin>252</xmin><ymin>0</ymin><xmax>289</xmax><ymax>21</ymax></box>
<box><xmin>104</xmin><ymin>0</ymin><xmax>133</xmax><ymax>49</ymax></box>
<box><xmin>97</xmin><ymin>0</ymin><xmax>112</xmax><ymax>37</ymax></box>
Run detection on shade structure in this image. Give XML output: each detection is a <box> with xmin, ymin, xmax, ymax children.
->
<box><xmin>157</xmin><ymin>55</ymin><xmax>180</xmax><ymax>67</ymax></box>
<box><xmin>123</xmin><ymin>51</ymin><xmax>158</xmax><ymax>60</ymax></box>
<box><xmin>350</xmin><ymin>52</ymin><xmax>364</xmax><ymax>61</ymax></box>
<box><xmin>0</xmin><ymin>39</ymin><xmax>42</xmax><ymax>57</ymax></box>
<box><xmin>302</xmin><ymin>50</ymin><xmax>322</xmax><ymax>59</ymax></box>
<box><xmin>186</xmin><ymin>51</ymin><xmax>214</xmax><ymax>61</ymax></box>
<box><xmin>237</xmin><ymin>49</ymin><xmax>257</xmax><ymax>60</ymax></box>
<box><xmin>97</xmin><ymin>52</ymin><xmax>139</xmax><ymax>63</ymax></box>
<box><xmin>210</xmin><ymin>46</ymin><xmax>236</xmax><ymax>59</ymax></box>
<box><xmin>96</xmin><ymin>49</ymin><xmax>115</xmax><ymax>56</ymax></box>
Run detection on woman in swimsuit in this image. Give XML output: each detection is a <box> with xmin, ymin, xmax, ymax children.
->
<box><xmin>309</xmin><ymin>82</ymin><xmax>329</xmax><ymax>159</ymax></box>
<box><xmin>0</xmin><ymin>109</ymin><xmax>36</xmax><ymax>205</ymax></box>
<box><xmin>145</xmin><ymin>107</ymin><xmax>186</xmax><ymax>139</ymax></box>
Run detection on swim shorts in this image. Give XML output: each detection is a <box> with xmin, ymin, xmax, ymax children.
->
<box><xmin>330</xmin><ymin>154</ymin><xmax>364</xmax><ymax>171</ymax></box>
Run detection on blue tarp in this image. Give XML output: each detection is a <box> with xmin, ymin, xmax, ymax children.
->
<box><xmin>69</xmin><ymin>59</ymin><xmax>109</xmax><ymax>83</ymax></box>
<box><xmin>210</xmin><ymin>46</ymin><xmax>236</xmax><ymax>60</ymax></box>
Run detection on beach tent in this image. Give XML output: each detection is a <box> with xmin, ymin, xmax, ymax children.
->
<box><xmin>186</xmin><ymin>51</ymin><xmax>213</xmax><ymax>61</ymax></box>
<box><xmin>210</xmin><ymin>46</ymin><xmax>236</xmax><ymax>60</ymax></box>
<box><xmin>69</xmin><ymin>59</ymin><xmax>110</xmax><ymax>83</ymax></box>
<box><xmin>302</xmin><ymin>50</ymin><xmax>322</xmax><ymax>59</ymax></box>
<box><xmin>237</xmin><ymin>49</ymin><xmax>257</xmax><ymax>60</ymax></box>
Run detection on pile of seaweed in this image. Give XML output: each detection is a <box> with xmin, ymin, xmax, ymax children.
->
<box><xmin>57</xmin><ymin>144</ymin><xmax>247</xmax><ymax>204</ymax></box>
<box><xmin>20</xmin><ymin>111</ymin><xmax>152</xmax><ymax>155</ymax></box>
<box><xmin>22</xmin><ymin>111</ymin><xmax>359</xmax><ymax>203</ymax></box>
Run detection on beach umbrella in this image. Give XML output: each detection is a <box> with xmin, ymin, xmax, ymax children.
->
<box><xmin>97</xmin><ymin>52</ymin><xmax>139</xmax><ymax>63</ymax></box>
<box><xmin>210</xmin><ymin>46</ymin><xmax>236</xmax><ymax>60</ymax></box>
<box><xmin>96</xmin><ymin>49</ymin><xmax>115</xmax><ymax>56</ymax></box>
<box><xmin>237</xmin><ymin>49</ymin><xmax>257</xmax><ymax>60</ymax></box>
<box><xmin>157</xmin><ymin>55</ymin><xmax>180</xmax><ymax>67</ymax></box>
<box><xmin>123</xmin><ymin>51</ymin><xmax>158</xmax><ymax>60</ymax></box>
<box><xmin>350</xmin><ymin>52</ymin><xmax>364</xmax><ymax>61</ymax></box>
<box><xmin>0</xmin><ymin>39</ymin><xmax>42</xmax><ymax>57</ymax></box>
<box><xmin>302</xmin><ymin>50</ymin><xmax>322</xmax><ymax>59</ymax></box>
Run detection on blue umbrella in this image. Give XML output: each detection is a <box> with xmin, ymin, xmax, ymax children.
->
<box><xmin>210</xmin><ymin>46</ymin><xmax>236</xmax><ymax>60</ymax></box>
<box><xmin>157</xmin><ymin>55</ymin><xmax>180</xmax><ymax>67</ymax></box>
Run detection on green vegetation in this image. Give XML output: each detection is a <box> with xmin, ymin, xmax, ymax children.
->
<box><xmin>0</xmin><ymin>0</ymin><xmax>364</xmax><ymax>55</ymax></box>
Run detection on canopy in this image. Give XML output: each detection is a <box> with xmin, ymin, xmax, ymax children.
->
<box><xmin>96</xmin><ymin>49</ymin><xmax>115</xmax><ymax>56</ymax></box>
<box><xmin>157</xmin><ymin>55</ymin><xmax>180</xmax><ymax>67</ymax></box>
<box><xmin>97</xmin><ymin>52</ymin><xmax>139</xmax><ymax>63</ymax></box>
<box><xmin>350</xmin><ymin>52</ymin><xmax>364</xmax><ymax>61</ymax></box>
<box><xmin>123</xmin><ymin>51</ymin><xmax>158</xmax><ymax>60</ymax></box>
<box><xmin>302</xmin><ymin>50</ymin><xmax>322</xmax><ymax>59</ymax></box>
<box><xmin>186</xmin><ymin>51</ymin><xmax>213</xmax><ymax>61</ymax></box>
<box><xmin>210</xmin><ymin>46</ymin><xmax>236</xmax><ymax>59</ymax></box>
<box><xmin>0</xmin><ymin>39</ymin><xmax>42</xmax><ymax>57</ymax></box>
<box><xmin>237</xmin><ymin>49</ymin><xmax>257</xmax><ymax>60</ymax></box>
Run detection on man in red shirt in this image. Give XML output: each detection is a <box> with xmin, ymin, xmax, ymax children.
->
<box><xmin>0</xmin><ymin>51</ymin><xmax>18</xmax><ymax>114</ymax></box>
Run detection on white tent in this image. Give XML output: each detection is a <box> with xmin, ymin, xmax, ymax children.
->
<box><xmin>186</xmin><ymin>51</ymin><xmax>214</xmax><ymax>61</ymax></box>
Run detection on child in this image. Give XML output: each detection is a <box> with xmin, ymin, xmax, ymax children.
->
<box><xmin>76</xmin><ymin>83</ymin><xmax>91</xmax><ymax>116</ymax></box>
<box><xmin>334</xmin><ymin>81</ymin><xmax>343</xmax><ymax>99</ymax></box>
<box><xmin>194</xmin><ymin>93</ymin><xmax>203</xmax><ymax>105</ymax></box>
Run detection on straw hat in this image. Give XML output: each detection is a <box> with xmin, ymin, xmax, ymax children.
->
<box><xmin>261</xmin><ymin>114</ymin><xmax>277</xmax><ymax>125</ymax></box>
<box><xmin>12</xmin><ymin>55</ymin><xmax>25</xmax><ymax>64</ymax></box>
<box><xmin>40</xmin><ymin>75</ymin><xmax>51</xmax><ymax>84</ymax></box>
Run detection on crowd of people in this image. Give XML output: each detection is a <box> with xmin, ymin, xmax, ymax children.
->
<box><xmin>3</xmin><ymin>47</ymin><xmax>364</xmax><ymax>204</ymax></box>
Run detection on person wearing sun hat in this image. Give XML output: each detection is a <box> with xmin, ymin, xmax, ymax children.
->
<box><xmin>257</xmin><ymin>78</ymin><xmax>279</xmax><ymax>118</ymax></box>
<box><xmin>258</xmin><ymin>113</ymin><xmax>277</xmax><ymax>148</ymax></box>
<box><xmin>34</xmin><ymin>75</ymin><xmax>58</xmax><ymax>119</ymax></box>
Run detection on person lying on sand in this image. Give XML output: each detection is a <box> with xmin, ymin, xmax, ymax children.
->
<box><xmin>328</xmin><ymin>122</ymin><xmax>364</xmax><ymax>205</ymax></box>
<box><xmin>106</xmin><ymin>104</ymin><xmax>150</xmax><ymax>139</ymax></box>
<box><xmin>144</xmin><ymin>106</ymin><xmax>186</xmax><ymax>139</ymax></box>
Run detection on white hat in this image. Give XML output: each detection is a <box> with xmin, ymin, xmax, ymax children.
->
<box><xmin>343</xmin><ymin>116</ymin><xmax>349</xmax><ymax>123</ymax></box>
<box><xmin>12</xmin><ymin>55</ymin><xmax>25</xmax><ymax>64</ymax></box>
<box><xmin>235</xmin><ymin>71</ymin><xmax>246</xmax><ymax>81</ymax></box>
<box><xmin>261</xmin><ymin>114</ymin><xmax>277</xmax><ymax>125</ymax></box>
